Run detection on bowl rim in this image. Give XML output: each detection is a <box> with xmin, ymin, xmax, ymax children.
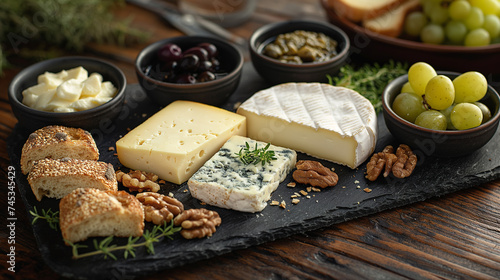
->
<box><xmin>321</xmin><ymin>0</ymin><xmax>500</xmax><ymax>54</ymax></box>
<box><xmin>135</xmin><ymin>35</ymin><xmax>244</xmax><ymax>88</ymax></box>
<box><xmin>8</xmin><ymin>56</ymin><xmax>126</xmax><ymax>117</ymax></box>
<box><xmin>248</xmin><ymin>19</ymin><xmax>351</xmax><ymax>68</ymax></box>
<box><xmin>382</xmin><ymin>71</ymin><xmax>500</xmax><ymax>135</ymax></box>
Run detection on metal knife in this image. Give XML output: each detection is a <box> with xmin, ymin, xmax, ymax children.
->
<box><xmin>127</xmin><ymin>0</ymin><xmax>246</xmax><ymax>48</ymax></box>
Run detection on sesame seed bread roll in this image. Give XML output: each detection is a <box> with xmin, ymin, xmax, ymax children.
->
<box><xmin>21</xmin><ymin>125</ymin><xmax>99</xmax><ymax>174</ymax></box>
<box><xmin>60</xmin><ymin>188</ymin><xmax>145</xmax><ymax>244</ymax></box>
<box><xmin>27</xmin><ymin>158</ymin><xmax>117</xmax><ymax>201</ymax></box>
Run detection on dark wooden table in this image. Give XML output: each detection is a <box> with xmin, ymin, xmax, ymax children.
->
<box><xmin>2</xmin><ymin>1</ymin><xmax>500</xmax><ymax>279</ymax></box>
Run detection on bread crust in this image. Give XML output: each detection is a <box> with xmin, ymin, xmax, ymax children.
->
<box><xmin>60</xmin><ymin>188</ymin><xmax>145</xmax><ymax>244</ymax></box>
<box><xmin>328</xmin><ymin>0</ymin><xmax>410</xmax><ymax>22</ymax></box>
<box><xmin>27</xmin><ymin>158</ymin><xmax>117</xmax><ymax>201</ymax></box>
<box><xmin>21</xmin><ymin>125</ymin><xmax>99</xmax><ymax>174</ymax></box>
<box><xmin>362</xmin><ymin>0</ymin><xmax>420</xmax><ymax>37</ymax></box>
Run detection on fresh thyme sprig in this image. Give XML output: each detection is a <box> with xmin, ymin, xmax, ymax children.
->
<box><xmin>236</xmin><ymin>142</ymin><xmax>277</xmax><ymax>166</ymax></box>
<box><xmin>67</xmin><ymin>221</ymin><xmax>182</xmax><ymax>260</ymax></box>
<box><xmin>327</xmin><ymin>60</ymin><xmax>408</xmax><ymax>113</ymax></box>
<box><xmin>30</xmin><ymin>206</ymin><xmax>60</xmax><ymax>231</ymax></box>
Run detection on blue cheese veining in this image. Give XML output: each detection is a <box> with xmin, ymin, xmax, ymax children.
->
<box><xmin>187</xmin><ymin>135</ymin><xmax>297</xmax><ymax>213</ymax></box>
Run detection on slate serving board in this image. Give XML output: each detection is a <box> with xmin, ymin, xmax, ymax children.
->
<box><xmin>7</xmin><ymin>63</ymin><xmax>500</xmax><ymax>280</ymax></box>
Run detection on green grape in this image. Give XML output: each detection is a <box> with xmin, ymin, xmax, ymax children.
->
<box><xmin>449</xmin><ymin>0</ymin><xmax>472</xmax><ymax>20</ymax></box>
<box><xmin>440</xmin><ymin>105</ymin><xmax>457</xmax><ymax>129</ymax></box>
<box><xmin>469</xmin><ymin>0</ymin><xmax>500</xmax><ymax>15</ymax></box>
<box><xmin>474</xmin><ymin>101</ymin><xmax>492</xmax><ymax>123</ymax></box>
<box><xmin>445</xmin><ymin>20</ymin><xmax>468</xmax><ymax>44</ymax></box>
<box><xmin>415</xmin><ymin>110</ymin><xmax>448</xmax><ymax>130</ymax></box>
<box><xmin>424</xmin><ymin>75</ymin><xmax>455</xmax><ymax>110</ymax></box>
<box><xmin>465</xmin><ymin>7</ymin><xmax>485</xmax><ymax>30</ymax></box>
<box><xmin>465</xmin><ymin>28</ymin><xmax>491</xmax><ymax>46</ymax></box>
<box><xmin>450</xmin><ymin>103</ymin><xmax>483</xmax><ymax>130</ymax></box>
<box><xmin>420</xmin><ymin>23</ymin><xmax>445</xmax><ymax>44</ymax></box>
<box><xmin>429</xmin><ymin>4</ymin><xmax>449</xmax><ymax>24</ymax></box>
<box><xmin>423</xmin><ymin>0</ymin><xmax>441</xmax><ymax>16</ymax></box>
<box><xmin>392</xmin><ymin>92</ymin><xmax>426</xmax><ymax>123</ymax></box>
<box><xmin>483</xmin><ymin>14</ymin><xmax>500</xmax><ymax>38</ymax></box>
<box><xmin>401</xmin><ymin>81</ymin><xmax>415</xmax><ymax>94</ymax></box>
<box><xmin>453</xmin><ymin>71</ymin><xmax>488</xmax><ymax>103</ymax></box>
<box><xmin>408</xmin><ymin>62</ymin><xmax>437</xmax><ymax>96</ymax></box>
<box><xmin>404</xmin><ymin>11</ymin><xmax>429</xmax><ymax>37</ymax></box>
<box><xmin>410</xmin><ymin>91</ymin><xmax>424</xmax><ymax>102</ymax></box>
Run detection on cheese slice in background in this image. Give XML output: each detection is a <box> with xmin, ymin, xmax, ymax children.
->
<box><xmin>116</xmin><ymin>100</ymin><xmax>246</xmax><ymax>185</ymax></box>
<box><xmin>236</xmin><ymin>83</ymin><xmax>377</xmax><ymax>169</ymax></box>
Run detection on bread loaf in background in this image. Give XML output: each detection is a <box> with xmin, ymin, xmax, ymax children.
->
<box><xmin>21</xmin><ymin>125</ymin><xmax>99</xmax><ymax>174</ymax></box>
<box><xmin>27</xmin><ymin>158</ymin><xmax>117</xmax><ymax>201</ymax></box>
<box><xmin>362</xmin><ymin>0</ymin><xmax>420</xmax><ymax>37</ymax></box>
<box><xmin>328</xmin><ymin>0</ymin><xmax>411</xmax><ymax>22</ymax></box>
<box><xmin>60</xmin><ymin>188</ymin><xmax>144</xmax><ymax>244</ymax></box>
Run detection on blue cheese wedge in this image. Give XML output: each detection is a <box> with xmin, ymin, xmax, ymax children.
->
<box><xmin>188</xmin><ymin>135</ymin><xmax>297</xmax><ymax>213</ymax></box>
<box><xmin>237</xmin><ymin>82</ymin><xmax>378</xmax><ymax>169</ymax></box>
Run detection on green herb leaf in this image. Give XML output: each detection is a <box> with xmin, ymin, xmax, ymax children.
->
<box><xmin>30</xmin><ymin>206</ymin><xmax>60</xmax><ymax>231</ymax></box>
<box><xmin>235</xmin><ymin>142</ymin><xmax>277</xmax><ymax>166</ymax></box>
<box><xmin>328</xmin><ymin>60</ymin><xmax>408</xmax><ymax>113</ymax></box>
<box><xmin>70</xmin><ymin>220</ymin><xmax>181</xmax><ymax>260</ymax></box>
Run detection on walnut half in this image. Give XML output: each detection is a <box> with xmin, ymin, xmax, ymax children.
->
<box><xmin>116</xmin><ymin>170</ymin><xmax>160</xmax><ymax>193</ymax></box>
<box><xmin>136</xmin><ymin>192</ymin><xmax>184</xmax><ymax>225</ymax></box>
<box><xmin>392</xmin><ymin>144</ymin><xmax>417</xmax><ymax>179</ymax></box>
<box><xmin>365</xmin><ymin>145</ymin><xmax>398</xmax><ymax>181</ymax></box>
<box><xmin>173</xmin><ymin>208</ymin><xmax>221</xmax><ymax>239</ymax></box>
<box><xmin>365</xmin><ymin>144</ymin><xmax>417</xmax><ymax>181</ymax></box>
<box><xmin>292</xmin><ymin>160</ymin><xmax>338</xmax><ymax>188</ymax></box>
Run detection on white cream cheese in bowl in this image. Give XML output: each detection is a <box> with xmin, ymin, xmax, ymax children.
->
<box><xmin>22</xmin><ymin>66</ymin><xmax>117</xmax><ymax>113</ymax></box>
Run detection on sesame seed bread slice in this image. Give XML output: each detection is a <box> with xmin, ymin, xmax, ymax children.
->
<box><xmin>21</xmin><ymin>125</ymin><xmax>99</xmax><ymax>174</ymax></box>
<box><xmin>27</xmin><ymin>158</ymin><xmax>117</xmax><ymax>201</ymax></box>
<box><xmin>60</xmin><ymin>188</ymin><xmax>145</xmax><ymax>244</ymax></box>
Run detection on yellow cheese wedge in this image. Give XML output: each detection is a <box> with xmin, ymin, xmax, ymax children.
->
<box><xmin>116</xmin><ymin>100</ymin><xmax>246</xmax><ymax>185</ymax></box>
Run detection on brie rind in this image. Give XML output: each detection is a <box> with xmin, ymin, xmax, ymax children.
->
<box><xmin>236</xmin><ymin>82</ymin><xmax>377</xmax><ymax>169</ymax></box>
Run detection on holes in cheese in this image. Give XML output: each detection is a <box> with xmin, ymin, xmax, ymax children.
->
<box><xmin>116</xmin><ymin>100</ymin><xmax>246</xmax><ymax>185</ymax></box>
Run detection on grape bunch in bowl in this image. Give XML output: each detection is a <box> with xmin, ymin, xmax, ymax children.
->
<box><xmin>392</xmin><ymin>62</ymin><xmax>491</xmax><ymax>131</ymax></box>
<box><xmin>382</xmin><ymin>61</ymin><xmax>500</xmax><ymax>157</ymax></box>
<box><xmin>405</xmin><ymin>0</ymin><xmax>500</xmax><ymax>46</ymax></box>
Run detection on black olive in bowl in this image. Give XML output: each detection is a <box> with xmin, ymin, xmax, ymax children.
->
<box><xmin>135</xmin><ymin>36</ymin><xmax>244</xmax><ymax>106</ymax></box>
<box><xmin>382</xmin><ymin>71</ymin><xmax>500</xmax><ymax>157</ymax></box>
<box><xmin>249</xmin><ymin>20</ymin><xmax>350</xmax><ymax>85</ymax></box>
<box><xmin>8</xmin><ymin>56</ymin><xmax>126</xmax><ymax>132</ymax></box>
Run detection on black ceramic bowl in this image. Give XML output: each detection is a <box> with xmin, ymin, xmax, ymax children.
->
<box><xmin>135</xmin><ymin>36</ymin><xmax>244</xmax><ymax>106</ymax></box>
<box><xmin>249</xmin><ymin>19</ymin><xmax>350</xmax><ymax>85</ymax></box>
<box><xmin>8</xmin><ymin>56</ymin><xmax>126</xmax><ymax>133</ymax></box>
<box><xmin>383</xmin><ymin>71</ymin><xmax>500</xmax><ymax>157</ymax></box>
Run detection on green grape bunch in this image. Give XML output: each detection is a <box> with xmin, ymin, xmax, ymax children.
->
<box><xmin>404</xmin><ymin>0</ymin><xmax>500</xmax><ymax>46</ymax></box>
<box><xmin>392</xmin><ymin>61</ymin><xmax>492</xmax><ymax>131</ymax></box>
